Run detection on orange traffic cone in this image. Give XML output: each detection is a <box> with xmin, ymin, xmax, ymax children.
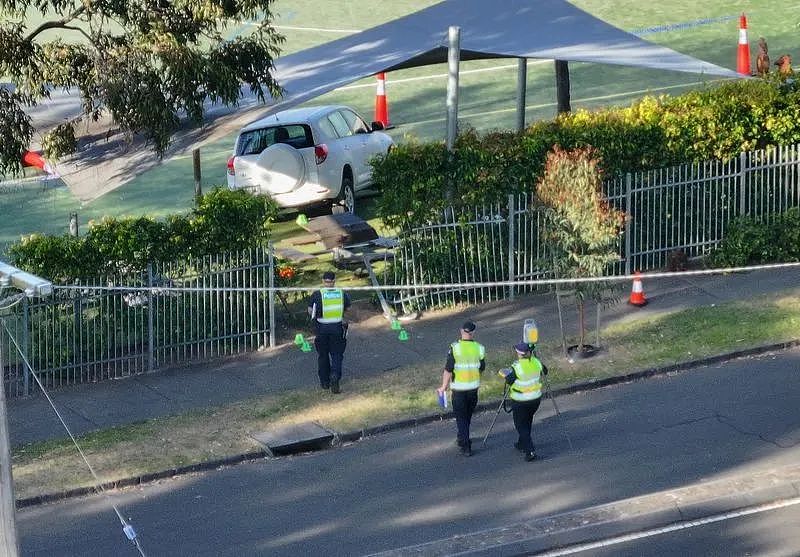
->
<box><xmin>374</xmin><ymin>72</ymin><xmax>390</xmax><ymax>128</ymax></box>
<box><xmin>629</xmin><ymin>271</ymin><xmax>647</xmax><ymax>307</ymax></box>
<box><xmin>21</xmin><ymin>149</ymin><xmax>56</xmax><ymax>175</ymax></box>
<box><xmin>737</xmin><ymin>13</ymin><xmax>751</xmax><ymax>76</ymax></box>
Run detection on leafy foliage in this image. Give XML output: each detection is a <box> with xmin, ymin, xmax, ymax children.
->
<box><xmin>709</xmin><ymin>208</ymin><xmax>800</xmax><ymax>267</ymax></box>
<box><xmin>0</xmin><ymin>0</ymin><xmax>284</xmax><ymax>174</ymax></box>
<box><xmin>537</xmin><ymin>146</ymin><xmax>625</xmax><ymax>349</ymax></box>
<box><xmin>373</xmin><ymin>78</ymin><xmax>800</xmax><ymax>229</ymax></box>
<box><xmin>9</xmin><ymin>187</ymin><xmax>278</xmax><ymax>281</ymax></box>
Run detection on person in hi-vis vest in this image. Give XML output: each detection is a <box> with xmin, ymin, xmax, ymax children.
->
<box><xmin>436</xmin><ymin>321</ymin><xmax>486</xmax><ymax>456</ymax></box>
<box><xmin>504</xmin><ymin>342</ymin><xmax>547</xmax><ymax>461</ymax></box>
<box><xmin>308</xmin><ymin>271</ymin><xmax>351</xmax><ymax>394</ymax></box>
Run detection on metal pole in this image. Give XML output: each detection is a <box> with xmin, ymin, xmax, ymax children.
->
<box><xmin>193</xmin><ymin>149</ymin><xmax>202</xmax><ymax>203</ymax></box>
<box><xmin>516</xmin><ymin>58</ymin><xmax>527</xmax><ymax>131</ymax></box>
<box><xmin>739</xmin><ymin>151</ymin><xmax>747</xmax><ymax>216</ymax></box>
<box><xmin>21</xmin><ymin>299</ymin><xmax>28</xmax><ymax>398</ymax></box>
<box><xmin>268</xmin><ymin>242</ymin><xmax>276</xmax><ymax>349</ymax></box>
<box><xmin>624</xmin><ymin>172</ymin><xmax>632</xmax><ymax>276</ymax></box>
<box><xmin>146</xmin><ymin>264</ymin><xmax>154</xmax><ymax>372</ymax></box>
<box><xmin>445</xmin><ymin>26</ymin><xmax>461</xmax><ymax>152</ymax></box>
<box><xmin>69</xmin><ymin>212</ymin><xmax>78</xmax><ymax>237</ymax></box>
<box><xmin>507</xmin><ymin>194</ymin><xmax>515</xmax><ymax>300</ymax></box>
<box><xmin>0</xmin><ymin>326</ymin><xmax>20</xmax><ymax>557</ymax></box>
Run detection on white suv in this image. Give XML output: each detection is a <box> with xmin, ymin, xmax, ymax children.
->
<box><xmin>226</xmin><ymin>105</ymin><xmax>393</xmax><ymax>214</ymax></box>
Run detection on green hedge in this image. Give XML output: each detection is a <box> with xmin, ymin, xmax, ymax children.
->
<box><xmin>372</xmin><ymin>77</ymin><xmax>800</xmax><ymax>229</ymax></box>
<box><xmin>709</xmin><ymin>208</ymin><xmax>800</xmax><ymax>267</ymax></box>
<box><xmin>9</xmin><ymin>187</ymin><xmax>278</xmax><ymax>282</ymax></box>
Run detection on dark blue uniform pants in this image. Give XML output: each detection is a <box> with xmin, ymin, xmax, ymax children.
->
<box><xmin>452</xmin><ymin>389</ymin><xmax>478</xmax><ymax>448</ymax></box>
<box><xmin>315</xmin><ymin>323</ymin><xmax>346</xmax><ymax>387</ymax></box>
<box><xmin>512</xmin><ymin>397</ymin><xmax>542</xmax><ymax>452</ymax></box>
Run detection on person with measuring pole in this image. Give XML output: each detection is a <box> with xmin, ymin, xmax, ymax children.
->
<box><xmin>308</xmin><ymin>271</ymin><xmax>350</xmax><ymax>394</ymax></box>
<box><xmin>502</xmin><ymin>341</ymin><xmax>547</xmax><ymax>462</ymax></box>
<box><xmin>436</xmin><ymin>321</ymin><xmax>486</xmax><ymax>457</ymax></box>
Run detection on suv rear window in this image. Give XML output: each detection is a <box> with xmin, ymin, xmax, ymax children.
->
<box><xmin>236</xmin><ymin>124</ymin><xmax>314</xmax><ymax>156</ymax></box>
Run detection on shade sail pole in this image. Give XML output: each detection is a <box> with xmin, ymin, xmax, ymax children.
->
<box><xmin>516</xmin><ymin>58</ymin><xmax>527</xmax><ymax>131</ymax></box>
<box><xmin>445</xmin><ymin>25</ymin><xmax>461</xmax><ymax>152</ymax></box>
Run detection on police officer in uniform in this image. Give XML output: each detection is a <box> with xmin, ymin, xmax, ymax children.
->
<box><xmin>504</xmin><ymin>342</ymin><xmax>547</xmax><ymax>461</ymax></box>
<box><xmin>308</xmin><ymin>271</ymin><xmax>350</xmax><ymax>394</ymax></box>
<box><xmin>436</xmin><ymin>321</ymin><xmax>486</xmax><ymax>456</ymax></box>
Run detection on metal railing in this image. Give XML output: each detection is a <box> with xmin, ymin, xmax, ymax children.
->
<box><xmin>4</xmin><ymin>143</ymin><xmax>800</xmax><ymax>395</ymax></box>
<box><xmin>1</xmin><ymin>248</ymin><xmax>274</xmax><ymax>398</ymax></box>
<box><xmin>394</xmin><ymin>143</ymin><xmax>800</xmax><ymax>308</ymax></box>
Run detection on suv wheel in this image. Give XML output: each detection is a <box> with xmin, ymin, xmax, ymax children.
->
<box><xmin>332</xmin><ymin>176</ymin><xmax>355</xmax><ymax>215</ymax></box>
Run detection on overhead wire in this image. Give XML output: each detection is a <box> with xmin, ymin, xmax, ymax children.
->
<box><xmin>46</xmin><ymin>260</ymin><xmax>800</xmax><ymax>295</ymax></box>
<box><xmin>0</xmin><ymin>320</ymin><xmax>147</xmax><ymax>556</ymax></box>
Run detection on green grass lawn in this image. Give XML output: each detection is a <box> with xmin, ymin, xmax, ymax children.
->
<box><xmin>2</xmin><ymin>0</ymin><xmax>798</xmax><ymax>255</ymax></box>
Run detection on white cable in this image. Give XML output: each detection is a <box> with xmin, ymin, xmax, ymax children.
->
<box><xmin>47</xmin><ymin>260</ymin><xmax>800</xmax><ymax>294</ymax></box>
<box><xmin>0</xmin><ymin>321</ymin><xmax>147</xmax><ymax>556</ymax></box>
<box><xmin>0</xmin><ymin>294</ymin><xmax>26</xmax><ymax>310</ymax></box>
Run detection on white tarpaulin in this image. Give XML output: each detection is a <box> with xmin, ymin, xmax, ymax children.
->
<box><xmin>28</xmin><ymin>0</ymin><xmax>741</xmax><ymax>198</ymax></box>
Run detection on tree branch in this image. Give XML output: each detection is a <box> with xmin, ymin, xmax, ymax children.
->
<box><xmin>25</xmin><ymin>5</ymin><xmax>87</xmax><ymax>42</ymax></box>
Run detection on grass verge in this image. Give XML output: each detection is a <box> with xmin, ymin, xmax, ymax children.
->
<box><xmin>12</xmin><ymin>290</ymin><xmax>800</xmax><ymax>500</ymax></box>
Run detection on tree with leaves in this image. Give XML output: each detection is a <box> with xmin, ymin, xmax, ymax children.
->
<box><xmin>537</xmin><ymin>145</ymin><xmax>625</xmax><ymax>355</ymax></box>
<box><xmin>0</xmin><ymin>0</ymin><xmax>284</xmax><ymax>175</ymax></box>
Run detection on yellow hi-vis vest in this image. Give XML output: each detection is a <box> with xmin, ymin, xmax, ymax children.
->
<box><xmin>450</xmin><ymin>340</ymin><xmax>485</xmax><ymax>391</ymax></box>
<box><xmin>510</xmin><ymin>357</ymin><xmax>543</xmax><ymax>401</ymax></box>
<box><xmin>318</xmin><ymin>288</ymin><xmax>344</xmax><ymax>323</ymax></box>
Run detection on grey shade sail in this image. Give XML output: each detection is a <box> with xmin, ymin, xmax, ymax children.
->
<box><xmin>237</xmin><ymin>0</ymin><xmax>741</xmax><ymax>125</ymax></box>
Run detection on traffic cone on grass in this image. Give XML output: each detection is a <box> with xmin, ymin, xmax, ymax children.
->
<box><xmin>737</xmin><ymin>13</ymin><xmax>752</xmax><ymax>76</ymax></box>
<box><xmin>374</xmin><ymin>73</ymin><xmax>391</xmax><ymax>129</ymax></box>
<box><xmin>628</xmin><ymin>272</ymin><xmax>648</xmax><ymax>307</ymax></box>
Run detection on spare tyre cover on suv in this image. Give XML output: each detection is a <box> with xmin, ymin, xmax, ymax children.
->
<box><xmin>254</xmin><ymin>143</ymin><xmax>307</xmax><ymax>194</ymax></box>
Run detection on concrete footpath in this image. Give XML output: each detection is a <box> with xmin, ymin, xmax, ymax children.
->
<box><xmin>8</xmin><ymin>267</ymin><xmax>800</xmax><ymax>447</ymax></box>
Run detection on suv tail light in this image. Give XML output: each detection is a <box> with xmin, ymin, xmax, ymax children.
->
<box><xmin>314</xmin><ymin>144</ymin><xmax>329</xmax><ymax>165</ymax></box>
<box><xmin>227</xmin><ymin>156</ymin><xmax>236</xmax><ymax>176</ymax></box>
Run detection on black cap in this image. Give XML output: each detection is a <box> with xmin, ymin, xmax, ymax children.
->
<box><xmin>461</xmin><ymin>321</ymin><xmax>476</xmax><ymax>333</ymax></box>
<box><xmin>322</xmin><ymin>271</ymin><xmax>335</xmax><ymax>281</ymax></box>
<box><xmin>514</xmin><ymin>342</ymin><xmax>532</xmax><ymax>354</ymax></box>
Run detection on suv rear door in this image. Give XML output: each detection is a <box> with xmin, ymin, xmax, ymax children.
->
<box><xmin>233</xmin><ymin>124</ymin><xmax>316</xmax><ymax>194</ymax></box>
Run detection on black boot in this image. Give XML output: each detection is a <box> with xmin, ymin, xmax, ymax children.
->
<box><xmin>331</xmin><ymin>379</ymin><xmax>341</xmax><ymax>394</ymax></box>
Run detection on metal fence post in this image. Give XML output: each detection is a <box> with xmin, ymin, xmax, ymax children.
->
<box><xmin>739</xmin><ymin>151</ymin><xmax>747</xmax><ymax>216</ymax></box>
<box><xmin>147</xmin><ymin>263</ymin><xmax>154</xmax><ymax>372</ymax></box>
<box><xmin>268</xmin><ymin>242</ymin><xmax>276</xmax><ymax>349</ymax></box>
<box><xmin>21</xmin><ymin>298</ymin><xmax>29</xmax><ymax>397</ymax></box>
<box><xmin>624</xmin><ymin>172</ymin><xmax>632</xmax><ymax>276</ymax></box>
<box><xmin>507</xmin><ymin>194</ymin><xmax>515</xmax><ymax>300</ymax></box>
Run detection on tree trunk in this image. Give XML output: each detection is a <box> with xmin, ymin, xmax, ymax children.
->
<box><xmin>555</xmin><ymin>60</ymin><xmax>571</xmax><ymax>114</ymax></box>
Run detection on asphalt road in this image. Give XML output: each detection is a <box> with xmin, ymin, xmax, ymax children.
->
<box><xmin>16</xmin><ymin>349</ymin><xmax>800</xmax><ymax>556</ymax></box>
<box><xmin>581</xmin><ymin>499</ymin><xmax>800</xmax><ymax>557</ymax></box>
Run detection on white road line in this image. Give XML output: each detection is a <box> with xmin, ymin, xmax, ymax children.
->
<box><xmin>234</xmin><ymin>21</ymin><xmax>361</xmax><ymax>33</ymax></box>
<box><xmin>273</xmin><ymin>24</ymin><xmax>361</xmax><ymax>33</ymax></box>
<box><xmin>530</xmin><ymin>495</ymin><xmax>800</xmax><ymax>556</ymax></box>
<box><xmin>338</xmin><ymin>61</ymin><xmax>550</xmax><ymax>90</ymax></box>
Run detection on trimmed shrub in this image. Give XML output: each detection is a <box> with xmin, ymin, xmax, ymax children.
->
<box><xmin>373</xmin><ymin>78</ymin><xmax>800</xmax><ymax>229</ymax></box>
<box><xmin>9</xmin><ymin>187</ymin><xmax>278</xmax><ymax>281</ymax></box>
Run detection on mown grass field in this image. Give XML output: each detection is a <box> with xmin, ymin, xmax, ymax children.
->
<box><xmin>1</xmin><ymin>1</ymin><xmax>798</xmax><ymax>253</ymax></box>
